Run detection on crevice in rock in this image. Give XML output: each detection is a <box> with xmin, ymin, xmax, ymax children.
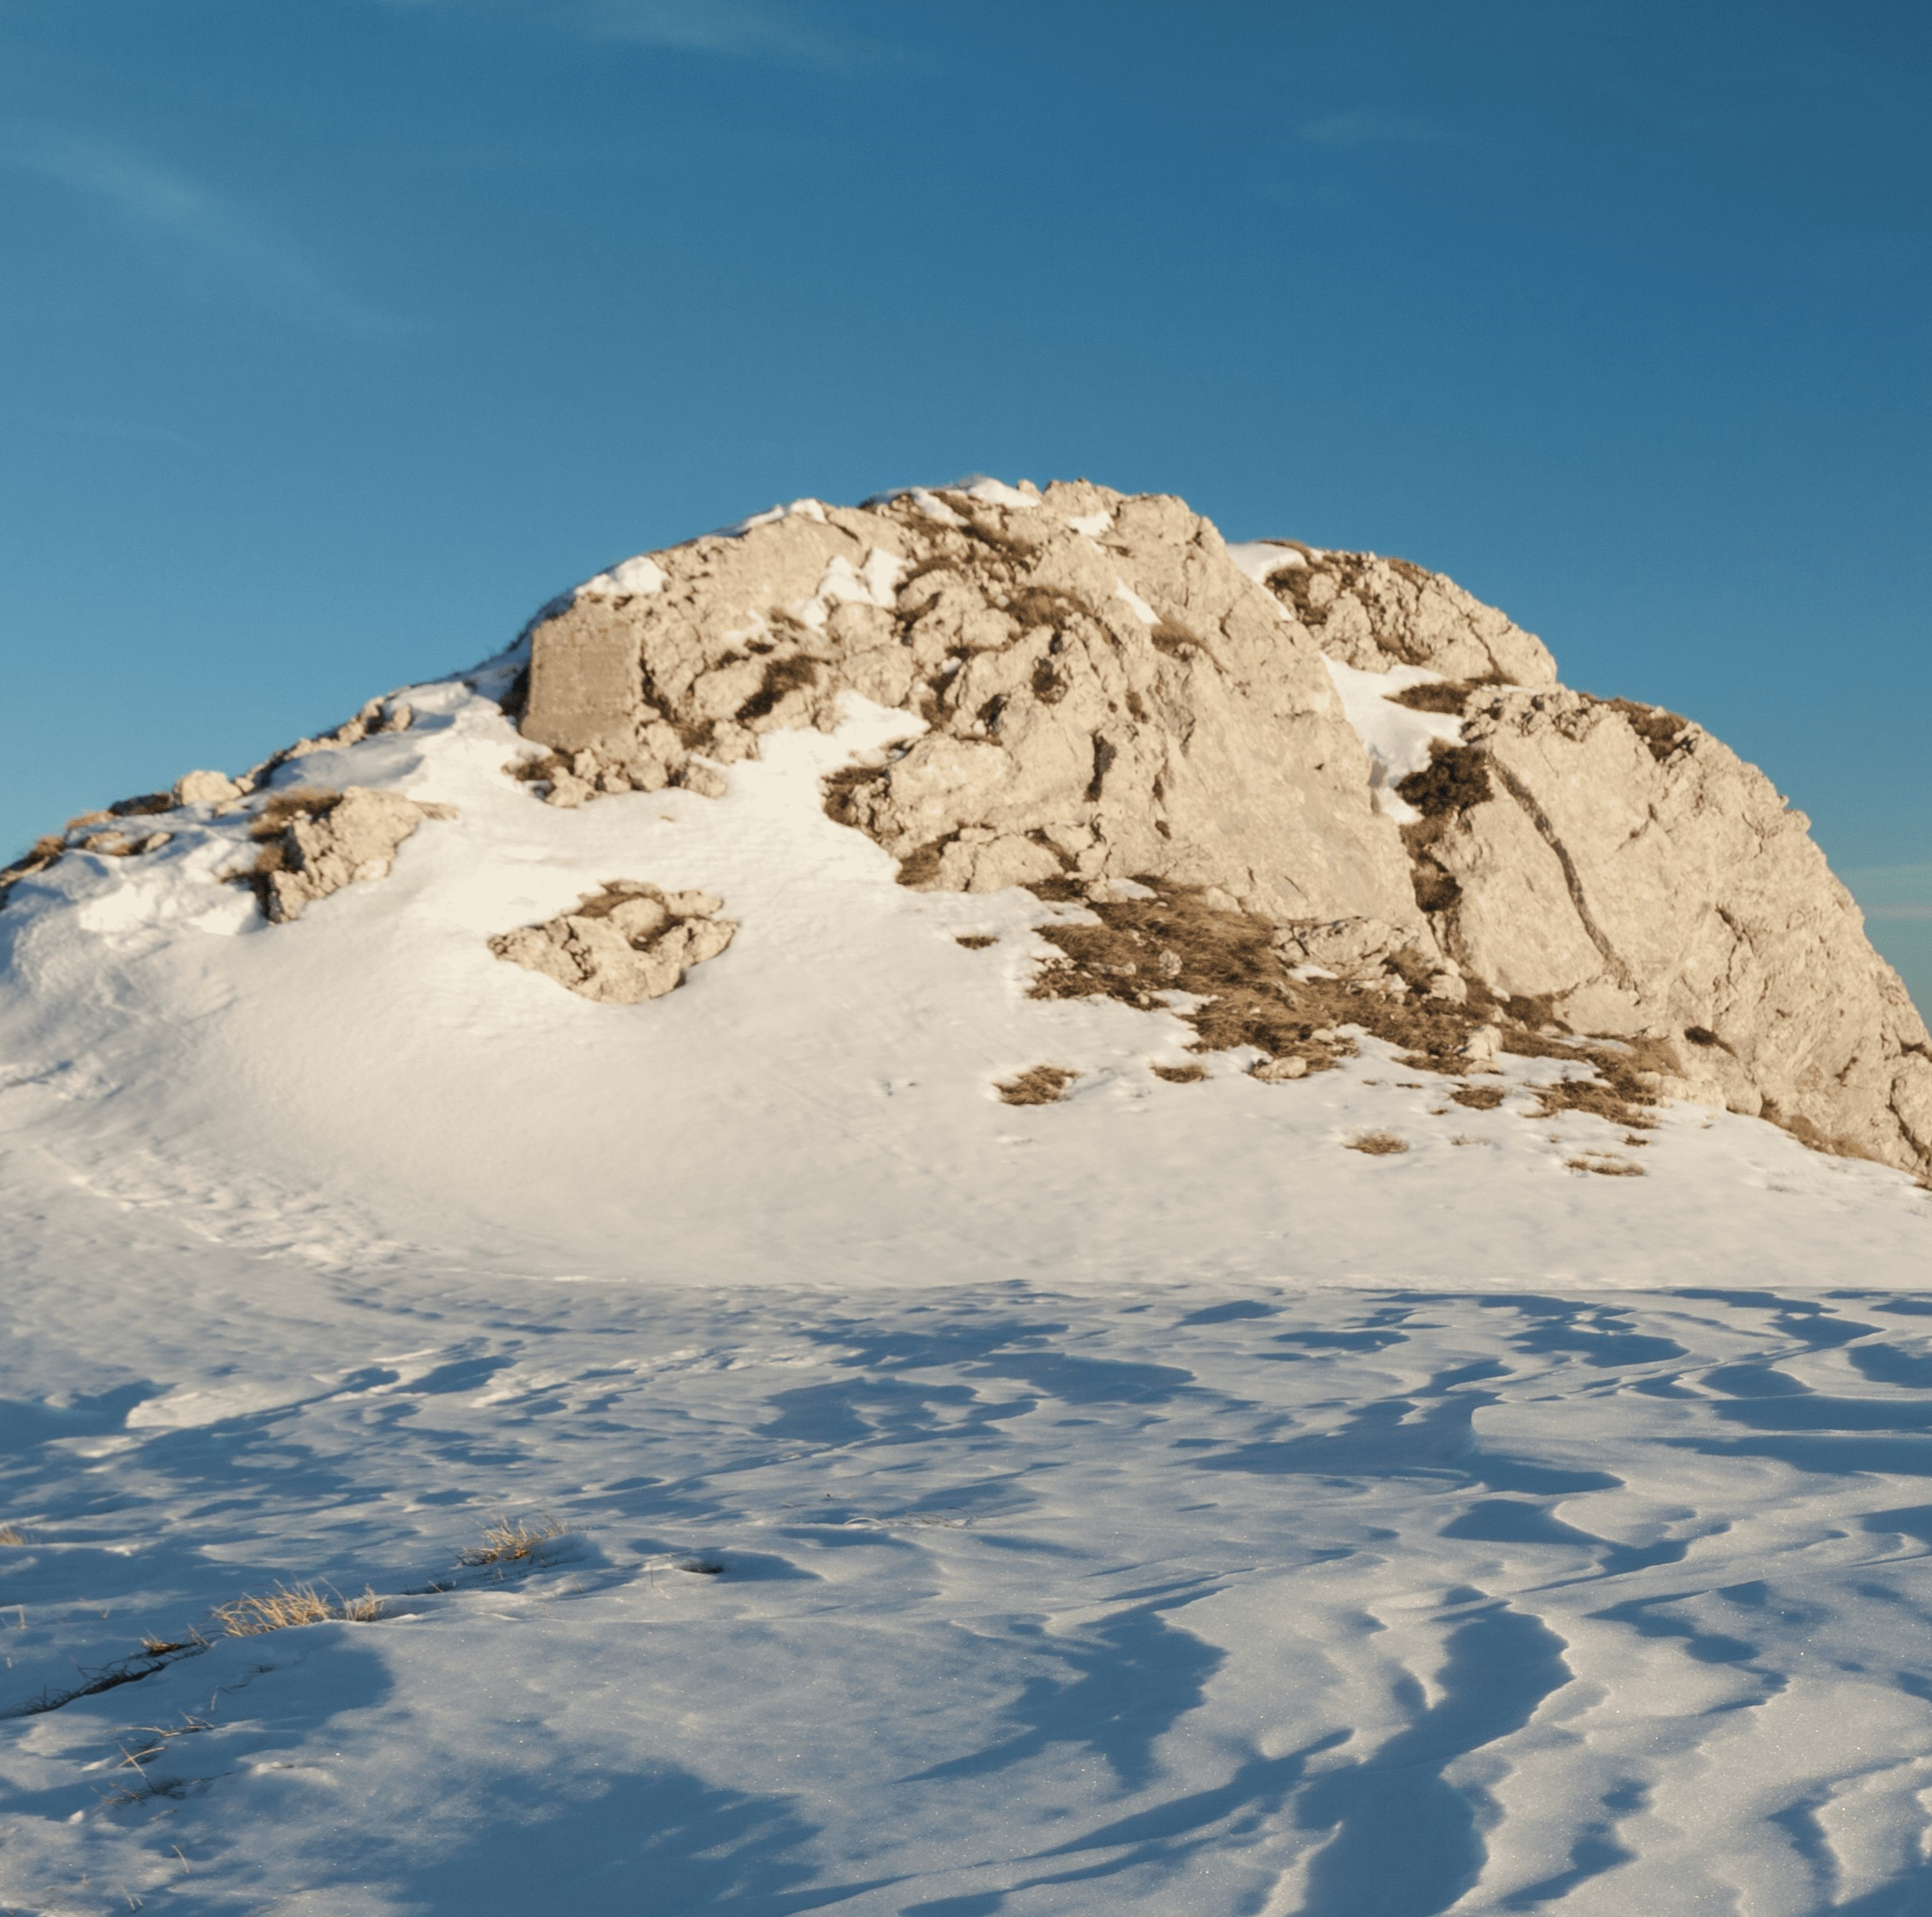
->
<box><xmin>1485</xmin><ymin>757</ymin><xmax>1638</xmax><ymax>993</ymax></box>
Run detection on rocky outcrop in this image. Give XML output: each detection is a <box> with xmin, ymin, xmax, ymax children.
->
<box><xmin>512</xmin><ymin>479</ymin><xmax>1932</xmax><ymax>1175</ymax></box>
<box><xmin>0</xmin><ymin>698</ymin><xmax>419</xmax><ymax>914</ymax></box>
<box><xmin>1383</xmin><ymin>683</ymin><xmax>1932</xmax><ymax>1168</ymax></box>
<box><xmin>489</xmin><ymin>882</ymin><xmax>736</xmax><ymax>1004</ymax></box>
<box><xmin>245</xmin><ymin>786</ymin><xmax>447</xmax><ymax>924</ymax></box>
<box><xmin>517</xmin><ymin>482</ymin><xmax>1440</xmax><ymax>967</ymax></box>
<box><xmin>1231</xmin><ymin>541</ymin><xmax>1556</xmax><ymax>686</ymax></box>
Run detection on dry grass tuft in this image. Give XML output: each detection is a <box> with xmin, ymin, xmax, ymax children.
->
<box><xmin>1396</xmin><ymin>742</ymin><xmax>1494</xmax><ymax>817</ymax></box>
<box><xmin>1347</xmin><ymin>1131</ymin><xmax>1410</xmax><ymax>1156</ymax></box>
<box><xmin>1450</xmin><ymin>1082</ymin><xmax>1507</xmax><ymax>1111</ymax></box>
<box><xmin>458</xmin><ymin>1515</ymin><xmax>568</xmax><ymax>1568</ymax></box>
<box><xmin>1603</xmin><ymin>697</ymin><xmax>1691</xmax><ymax>764</ymax></box>
<box><xmin>996</xmin><ymin>1066</ymin><xmax>1079</xmax><ymax>1106</ymax></box>
<box><xmin>1151</xmin><ymin>1061</ymin><xmax>1207</xmax><ymax>1084</ymax></box>
<box><xmin>211</xmin><ymin>1581</ymin><xmax>381</xmax><ymax>1636</ymax></box>
<box><xmin>1385</xmin><ymin>677</ymin><xmax>1503</xmax><ymax>716</ymax></box>
<box><xmin>1566</xmin><ymin>1154</ymin><xmax>1646</xmax><ymax>1177</ymax></box>
<box><xmin>247</xmin><ymin>786</ymin><xmax>344</xmax><ymax>839</ymax></box>
<box><xmin>1530</xmin><ymin>1078</ymin><xmax>1659</xmax><ymax>1130</ymax></box>
<box><xmin>954</xmin><ymin>933</ymin><xmax>998</xmax><ymax>950</ymax></box>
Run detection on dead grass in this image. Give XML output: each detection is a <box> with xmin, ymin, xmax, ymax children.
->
<box><xmin>457</xmin><ymin>1515</ymin><xmax>567</xmax><ymax>1568</ymax></box>
<box><xmin>247</xmin><ymin>786</ymin><xmax>344</xmax><ymax>838</ymax></box>
<box><xmin>1386</xmin><ymin>678</ymin><xmax>1501</xmax><ymax>715</ymax></box>
<box><xmin>996</xmin><ymin>1066</ymin><xmax>1079</xmax><ymax>1106</ymax></box>
<box><xmin>1529</xmin><ymin>1077</ymin><xmax>1660</xmax><ymax>1130</ymax></box>
<box><xmin>1030</xmin><ymin>879</ymin><xmax>1478</xmax><ymax>1079</ymax></box>
<box><xmin>1021</xmin><ymin>879</ymin><xmax>1686</xmax><ymax>1140</ymax></box>
<box><xmin>1151</xmin><ymin>1061</ymin><xmax>1207</xmax><ymax>1083</ymax></box>
<box><xmin>211</xmin><ymin>1582</ymin><xmax>381</xmax><ymax>1636</ymax></box>
<box><xmin>1346</xmin><ymin>1131</ymin><xmax>1410</xmax><ymax>1156</ymax></box>
<box><xmin>1566</xmin><ymin>1155</ymin><xmax>1646</xmax><ymax>1177</ymax></box>
<box><xmin>1603</xmin><ymin>697</ymin><xmax>1690</xmax><ymax>764</ymax></box>
<box><xmin>1396</xmin><ymin>742</ymin><xmax>1494</xmax><ymax>817</ymax></box>
<box><xmin>955</xmin><ymin>933</ymin><xmax>998</xmax><ymax>950</ymax></box>
<box><xmin>736</xmin><ymin>654</ymin><xmax>820</xmax><ymax>724</ymax></box>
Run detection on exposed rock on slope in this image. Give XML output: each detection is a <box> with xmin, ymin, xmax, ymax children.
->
<box><xmin>245</xmin><ymin>786</ymin><xmax>447</xmax><ymax>923</ymax></box>
<box><xmin>512</xmin><ymin>480</ymin><xmax>1932</xmax><ymax>1175</ymax></box>
<box><xmin>490</xmin><ymin>882</ymin><xmax>736</xmax><ymax>1004</ymax></box>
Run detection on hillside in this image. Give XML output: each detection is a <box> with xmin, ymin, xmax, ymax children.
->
<box><xmin>2</xmin><ymin>481</ymin><xmax>1930</xmax><ymax>1915</ymax></box>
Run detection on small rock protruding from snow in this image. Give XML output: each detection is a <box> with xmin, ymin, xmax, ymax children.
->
<box><xmin>489</xmin><ymin>881</ymin><xmax>736</xmax><ymax>1005</ymax></box>
<box><xmin>175</xmin><ymin>770</ymin><xmax>242</xmax><ymax>809</ymax></box>
<box><xmin>249</xmin><ymin>787</ymin><xmax>447</xmax><ymax>924</ymax></box>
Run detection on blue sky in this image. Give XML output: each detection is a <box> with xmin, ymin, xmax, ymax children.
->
<box><xmin>2</xmin><ymin>0</ymin><xmax>1928</xmax><ymax>1004</ymax></box>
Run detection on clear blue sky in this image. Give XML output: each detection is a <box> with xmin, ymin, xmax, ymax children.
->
<box><xmin>3</xmin><ymin>0</ymin><xmax>1928</xmax><ymax>1005</ymax></box>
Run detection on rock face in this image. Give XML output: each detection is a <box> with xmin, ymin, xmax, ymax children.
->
<box><xmin>513</xmin><ymin>480</ymin><xmax>1932</xmax><ymax>1175</ymax></box>
<box><xmin>247</xmin><ymin>786</ymin><xmax>444</xmax><ymax>924</ymax></box>
<box><xmin>490</xmin><ymin>882</ymin><xmax>736</xmax><ymax>1004</ymax></box>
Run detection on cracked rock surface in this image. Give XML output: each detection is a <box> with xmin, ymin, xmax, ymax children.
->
<box><xmin>489</xmin><ymin>882</ymin><xmax>736</xmax><ymax>1004</ymax></box>
<box><xmin>512</xmin><ymin>478</ymin><xmax>1930</xmax><ymax>1175</ymax></box>
<box><xmin>249</xmin><ymin>786</ymin><xmax>445</xmax><ymax>924</ymax></box>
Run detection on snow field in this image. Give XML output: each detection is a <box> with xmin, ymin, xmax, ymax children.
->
<box><xmin>2</xmin><ymin>646</ymin><xmax>1932</xmax><ymax>1911</ymax></box>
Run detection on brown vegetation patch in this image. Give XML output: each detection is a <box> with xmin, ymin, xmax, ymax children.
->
<box><xmin>458</xmin><ymin>1515</ymin><xmax>567</xmax><ymax>1568</ymax></box>
<box><xmin>1151</xmin><ymin>1062</ymin><xmax>1207</xmax><ymax>1084</ymax></box>
<box><xmin>736</xmin><ymin>654</ymin><xmax>820</xmax><ymax>724</ymax></box>
<box><xmin>212</xmin><ymin>1581</ymin><xmax>381</xmax><ymax>1636</ymax></box>
<box><xmin>1529</xmin><ymin>1077</ymin><xmax>1660</xmax><ymax>1130</ymax></box>
<box><xmin>1566</xmin><ymin>1155</ymin><xmax>1646</xmax><ymax>1177</ymax></box>
<box><xmin>1027</xmin><ymin>879</ymin><xmax>1474</xmax><ymax>1078</ymax></box>
<box><xmin>1024</xmin><ymin>878</ymin><xmax>1681</xmax><ymax>1133</ymax></box>
<box><xmin>1604</xmin><ymin>697</ymin><xmax>1691</xmax><ymax>764</ymax></box>
<box><xmin>1347</xmin><ymin>1131</ymin><xmax>1410</xmax><ymax>1156</ymax></box>
<box><xmin>955</xmin><ymin>933</ymin><xmax>998</xmax><ymax>950</ymax></box>
<box><xmin>1396</xmin><ymin>742</ymin><xmax>1493</xmax><ymax>817</ymax></box>
<box><xmin>0</xmin><ymin>835</ymin><xmax>73</xmax><ymax>909</ymax></box>
<box><xmin>997</xmin><ymin>1066</ymin><xmax>1079</xmax><ymax>1106</ymax></box>
<box><xmin>1387</xmin><ymin>678</ymin><xmax>1498</xmax><ymax>715</ymax></box>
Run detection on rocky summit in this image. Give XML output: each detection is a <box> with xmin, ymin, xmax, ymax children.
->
<box><xmin>505</xmin><ymin>478</ymin><xmax>1931</xmax><ymax>1176</ymax></box>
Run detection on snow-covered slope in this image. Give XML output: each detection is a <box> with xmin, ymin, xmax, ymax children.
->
<box><xmin>2</xmin><ymin>494</ymin><xmax>1931</xmax><ymax>1915</ymax></box>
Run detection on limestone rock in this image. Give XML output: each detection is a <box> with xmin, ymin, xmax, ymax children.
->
<box><xmin>520</xmin><ymin>481</ymin><xmax>1428</xmax><ymax>937</ymax></box>
<box><xmin>174</xmin><ymin>770</ymin><xmax>242</xmax><ymax>809</ymax></box>
<box><xmin>1254</xmin><ymin>546</ymin><xmax>1556</xmax><ymax>686</ymax></box>
<box><xmin>1415</xmin><ymin>687</ymin><xmax>1932</xmax><ymax>1169</ymax></box>
<box><xmin>489</xmin><ymin>881</ymin><xmax>736</xmax><ymax>1005</ymax></box>
<box><xmin>249</xmin><ymin>786</ymin><xmax>445</xmax><ymax>923</ymax></box>
<box><xmin>512</xmin><ymin>477</ymin><xmax>1929</xmax><ymax>1176</ymax></box>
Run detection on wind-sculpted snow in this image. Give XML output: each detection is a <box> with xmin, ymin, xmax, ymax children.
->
<box><xmin>11</xmin><ymin>1247</ymin><xmax>1932</xmax><ymax>1913</ymax></box>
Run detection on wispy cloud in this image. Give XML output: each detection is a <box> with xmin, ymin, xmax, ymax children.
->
<box><xmin>376</xmin><ymin>0</ymin><xmax>859</xmax><ymax>65</ymax></box>
<box><xmin>1</xmin><ymin>126</ymin><xmax>397</xmax><ymax>337</ymax></box>
<box><xmin>584</xmin><ymin>0</ymin><xmax>854</xmax><ymax>62</ymax></box>
<box><xmin>1846</xmin><ymin>864</ymin><xmax>1932</xmax><ymax>921</ymax></box>
<box><xmin>1298</xmin><ymin>112</ymin><xmax>1457</xmax><ymax>147</ymax></box>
